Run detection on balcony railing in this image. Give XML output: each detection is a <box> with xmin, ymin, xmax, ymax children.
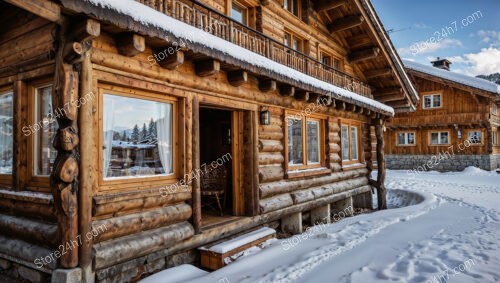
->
<box><xmin>136</xmin><ymin>0</ymin><xmax>373</xmax><ymax>98</ymax></box>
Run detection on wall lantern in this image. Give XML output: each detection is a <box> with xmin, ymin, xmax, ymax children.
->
<box><xmin>454</xmin><ymin>124</ymin><xmax>462</xmax><ymax>139</ymax></box>
<box><xmin>260</xmin><ymin>109</ymin><xmax>270</xmax><ymax>125</ymax></box>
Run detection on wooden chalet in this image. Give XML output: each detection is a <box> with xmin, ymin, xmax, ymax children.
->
<box><xmin>0</xmin><ymin>0</ymin><xmax>418</xmax><ymax>282</ymax></box>
<box><xmin>386</xmin><ymin>58</ymin><xmax>500</xmax><ymax>171</ymax></box>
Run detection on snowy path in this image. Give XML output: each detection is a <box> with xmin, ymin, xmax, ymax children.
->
<box><xmin>188</xmin><ymin>168</ymin><xmax>500</xmax><ymax>283</ymax></box>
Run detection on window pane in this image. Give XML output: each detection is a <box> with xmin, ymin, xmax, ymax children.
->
<box><xmin>306</xmin><ymin>120</ymin><xmax>319</xmax><ymax>164</ymax></box>
<box><xmin>408</xmin><ymin>133</ymin><xmax>415</xmax><ymax>144</ymax></box>
<box><xmin>231</xmin><ymin>2</ymin><xmax>246</xmax><ymax>24</ymax></box>
<box><xmin>321</xmin><ymin>54</ymin><xmax>331</xmax><ymax>66</ymax></box>
<box><xmin>34</xmin><ymin>86</ymin><xmax>57</xmax><ymax>176</ymax></box>
<box><xmin>292</xmin><ymin>37</ymin><xmax>301</xmax><ymax>52</ymax></box>
<box><xmin>430</xmin><ymin>132</ymin><xmax>439</xmax><ymax>144</ymax></box>
<box><xmin>468</xmin><ymin>131</ymin><xmax>481</xmax><ymax>144</ymax></box>
<box><xmin>440</xmin><ymin>132</ymin><xmax>449</xmax><ymax>144</ymax></box>
<box><xmin>350</xmin><ymin>127</ymin><xmax>358</xmax><ymax>160</ymax></box>
<box><xmin>424</xmin><ymin>96</ymin><xmax>432</xmax><ymax>108</ymax></box>
<box><xmin>341</xmin><ymin>125</ymin><xmax>349</xmax><ymax>161</ymax></box>
<box><xmin>397</xmin><ymin>133</ymin><xmax>405</xmax><ymax>145</ymax></box>
<box><xmin>0</xmin><ymin>92</ymin><xmax>13</xmax><ymax>174</ymax></box>
<box><xmin>103</xmin><ymin>94</ymin><xmax>173</xmax><ymax>179</ymax></box>
<box><xmin>288</xmin><ymin>118</ymin><xmax>303</xmax><ymax>165</ymax></box>
<box><xmin>433</xmin><ymin>95</ymin><xmax>441</xmax><ymax>107</ymax></box>
<box><xmin>284</xmin><ymin>33</ymin><xmax>290</xmax><ymax>47</ymax></box>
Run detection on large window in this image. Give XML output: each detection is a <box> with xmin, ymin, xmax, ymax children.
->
<box><xmin>231</xmin><ymin>1</ymin><xmax>248</xmax><ymax>25</ymax></box>
<box><xmin>341</xmin><ymin>122</ymin><xmax>360</xmax><ymax>163</ymax></box>
<box><xmin>423</xmin><ymin>94</ymin><xmax>442</xmax><ymax>109</ymax></box>
<box><xmin>397</xmin><ymin>132</ymin><xmax>415</xmax><ymax>146</ymax></box>
<box><xmin>467</xmin><ymin>130</ymin><xmax>482</xmax><ymax>144</ymax></box>
<box><xmin>284</xmin><ymin>0</ymin><xmax>300</xmax><ymax>17</ymax></box>
<box><xmin>34</xmin><ymin>85</ymin><xmax>57</xmax><ymax>176</ymax></box>
<box><xmin>286</xmin><ymin>115</ymin><xmax>323</xmax><ymax>169</ymax></box>
<box><xmin>0</xmin><ymin>90</ymin><xmax>13</xmax><ymax>175</ymax></box>
<box><xmin>103</xmin><ymin>94</ymin><xmax>174</xmax><ymax>179</ymax></box>
<box><xmin>430</xmin><ymin>131</ymin><xmax>449</xmax><ymax>145</ymax></box>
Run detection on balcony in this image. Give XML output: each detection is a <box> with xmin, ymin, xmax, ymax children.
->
<box><xmin>135</xmin><ymin>0</ymin><xmax>373</xmax><ymax>98</ymax></box>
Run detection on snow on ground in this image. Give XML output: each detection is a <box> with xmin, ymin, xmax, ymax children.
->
<box><xmin>186</xmin><ymin>167</ymin><xmax>500</xmax><ymax>283</ymax></box>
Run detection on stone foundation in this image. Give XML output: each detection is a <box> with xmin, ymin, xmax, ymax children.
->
<box><xmin>387</xmin><ymin>154</ymin><xmax>499</xmax><ymax>172</ymax></box>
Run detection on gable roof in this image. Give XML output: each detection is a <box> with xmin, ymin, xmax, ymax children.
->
<box><xmin>403</xmin><ymin>59</ymin><xmax>500</xmax><ymax>96</ymax></box>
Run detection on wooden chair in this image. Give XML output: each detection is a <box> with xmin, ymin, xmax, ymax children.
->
<box><xmin>200</xmin><ymin>165</ymin><xmax>227</xmax><ymax>216</ymax></box>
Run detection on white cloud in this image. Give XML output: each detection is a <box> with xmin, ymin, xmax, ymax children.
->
<box><xmin>413</xmin><ymin>23</ymin><xmax>431</xmax><ymax>29</ymax></box>
<box><xmin>398</xmin><ymin>38</ymin><xmax>463</xmax><ymax>56</ymax></box>
<box><xmin>476</xmin><ymin>30</ymin><xmax>500</xmax><ymax>47</ymax></box>
<box><xmin>449</xmin><ymin>47</ymin><xmax>500</xmax><ymax>76</ymax></box>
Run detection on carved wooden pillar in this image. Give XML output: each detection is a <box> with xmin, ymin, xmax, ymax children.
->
<box><xmin>374</xmin><ymin>118</ymin><xmax>387</xmax><ymax>210</ymax></box>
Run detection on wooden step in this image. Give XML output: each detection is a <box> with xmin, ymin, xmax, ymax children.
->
<box><xmin>199</xmin><ymin>227</ymin><xmax>276</xmax><ymax>270</ymax></box>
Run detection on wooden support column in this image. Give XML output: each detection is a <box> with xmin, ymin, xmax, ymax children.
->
<box><xmin>192</xmin><ymin>96</ymin><xmax>201</xmax><ymax>233</ymax></box>
<box><xmin>311</xmin><ymin>204</ymin><xmax>330</xmax><ymax>225</ymax></box>
<box><xmin>78</xmin><ymin>45</ymin><xmax>94</xmax><ymax>282</ymax></box>
<box><xmin>13</xmin><ymin>80</ymin><xmax>27</xmax><ymax>191</ymax></box>
<box><xmin>374</xmin><ymin>119</ymin><xmax>387</xmax><ymax>210</ymax></box>
<box><xmin>51</xmin><ymin>19</ymin><xmax>79</xmax><ymax>268</ymax></box>
<box><xmin>281</xmin><ymin>212</ymin><xmax>302</xmax><ymax>235</ymax></box>
<box><xmin>117</xmin><ymin>33</ymin><xmax>145</xmax><ymax>57</ymax></box>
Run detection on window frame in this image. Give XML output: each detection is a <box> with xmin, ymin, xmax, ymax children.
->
<box><xmin>284</xmin><ymin>111</ymin><xmax>326</xmax><ymax>172</ymax></box>
<box><xmin>493</xmin><ymin>129</ymin><xmax>499</xmax><ymax>145</ymax></box>
<box><xmin>428</xmin><ymin>130</ymin><xmax>450</xmax><ymax>146</ymax></box>
<box><xmin>466</xmin><ymin>129</ymin><xmax>483</xmax><ymax>145</ymax></box>
<box><xmin>320</xmin><ymin>50</ymin><xmax>332</xmax><ymax>67</ymax></box>
<box><xmin>283</xmin><ymin>0</ymin><xmax>301</xmax><ymax>18</ymax></box>
<box><xmin>340</xmin><ymin>120</ymin><xmax>362</xmax><ymax>165</ymax></box>
<box><xmin>284</xmin><ymin>30</ymin><xmax>304</xmax><ymax>53</ymax></box>
<box><xmin>0</xmin><ymin>85</ymin><xmax>14</xmax><ymax>186</ymax></box>
<box><xmin>27</xmin><ymin>79</ymin><xmax>56</xmax><ymax>187</ymax></box>
<box><xmin>98</xmin><ymin>85</ymin><xmax>179</xmax><ymax>190</ymax></box>
<box><xmin>230</xmin><ymin>0</ymin><xmax>248</xmax><ymax>25</ymax></box>
<box><xmin>396</xmin><ymin>131</ymin><xmax>416</xmax><ymax>147</ymax></box>
<box><xmin>422</xmin><ymin>93</ymin><xmax>442</xmax><ymax>109</ymax></box>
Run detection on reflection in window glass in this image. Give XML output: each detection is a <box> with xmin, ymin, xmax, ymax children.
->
<box><xmin>103</xmin><ymin>94</ymin><xmax>173</xmax><ymax>179</ymax></box>
<box><xmin>288</xmin><ymin>117</ymin><xmax>303</xmax><ymax>165</ymax></box>
<box><xmin>440</xmin><ymin>132</ymin><xmax>448</xmax><ymax>144</ymax></box>
<box><xmin>467</xmin><ymin>131</ymin><xmax>481</xmax><ymax>144</ymax></box>
<box><xmin>350</xmin><ymin>126</ymin><xmax>358</xmax><ymax>160</ymax></box>
<box><xmin>341</xmin><ymin>125</ymin><xmax>349</xmax><ymax>161</ymax></box>
<box><xmin>231</xmin><ymin>2</ymin><xmax>247</xmax><ymax>24</ymax></box>
<box><xmin>34</xmin><ymin>86</ymin><xmax>57</xmax><ymax>176</ymax></box>
<box><xmin>307</xmin><ymin>120</ymin><xmax>319</xmax><ymax>164</ymax></box>
<box><xmin>0</xmin><ymin>91</ymin><xmax>13</xmax><ymax>174</ymax></box>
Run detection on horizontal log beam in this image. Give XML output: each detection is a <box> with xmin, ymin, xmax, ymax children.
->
<box><xmin>227</xmin><ymin>70</ymin><xmax>248</xmax><ymax>87</ymax></box>
<box><xmin>365</xmin><ymin>68</ymin><xmax>392</xmax><ymax>80</ymax></box>
<box><xmin>373</xmin><ymin>87</ymin><xmax>402</xmax><ymax>96</ymax></box>
<box><xmin>0</xmin><ymin>214</ymin><xmax>58</xmax><ymax>248</ymax></box>
<box><xmin>157</xmin><ymin>49</ymin><xmax>185</xmax><ymax>70</ymax></box>
<box><xmin>328</xmin><ymin>15</ymin><xmax>364</xmax><ymax>33</ymax></box>
<box><xmin>73</xmin><ymin>18</ymin><xmax>101</xmax><ymax>42</ymax></box>
<box><xmin>259</xmin><ymin>79</ymin><xmax>277</xmax><ymax>92</ymax></box>
<box><xmin>5</xmin><ymin>0</ymin><xmax>60</xmax><ymax>22</ymax></box>
<box><xmin>117</xmin><ymin>33</ymin><xmax>145</xmax><ymax>57</ymax></box>
<box><xmin>376</xmin><ymin>94</ymin><xmax>404</xmax><ymax>103</ymax></box>
<box><xmin>279</xmin><ymin>85</ymin><xmax>295</xmax><ymax>96</ymax></box>
<box><xmin>195</xmin><ymin>59</ymin><xmax>220</xmax><ymax>77</ymax></box>
<box><xmin>314</xmin><ymin>0</ymin><xmax>347</xmax><ymax>12</ymax></box>
<box><xmin>348</xmin><ymin>47</ymin><xmax>380</xmax><ymax>63</ymax></box>
<box><xmin>386</xmin><ymin>99</ymin><xmax>411</xmax><ymax>108</ymax></box>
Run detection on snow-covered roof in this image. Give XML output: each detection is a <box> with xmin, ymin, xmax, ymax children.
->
<box><xmin>403</xmin><ymin>59</ymin><xmax>500</xmax><ymax>95</ymax></box>
<box><xmin>62</xmin><ymin>0</ymin><xmax>396</xmax><ymax>116</ymax></box>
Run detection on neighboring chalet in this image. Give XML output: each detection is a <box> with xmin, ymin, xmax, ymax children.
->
<box><xmin>386</xmin><ymin>58</ymin><xmax>500</xmax><ymax>171</ymax></box>
<box><xmin>0</xmin><ymin>0</ymin><xmax>418</xmax><ymax>282</ymax></box>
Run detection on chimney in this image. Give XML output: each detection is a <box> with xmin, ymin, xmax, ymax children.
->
<box><xmin>430</xmin><ymin>57</ymin><xmax>452</xmax><ymax>71</ymax></box>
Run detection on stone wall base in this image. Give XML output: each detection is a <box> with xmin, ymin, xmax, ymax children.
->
<box><xmin>0</xmin><ymin>257</ymin><xmax>50</xmax><ymax>283</ymax></box>
<box><xmin>387</xmin><ymin>154</ymin><xmax>499</xmax><ymax>172</ymax></box>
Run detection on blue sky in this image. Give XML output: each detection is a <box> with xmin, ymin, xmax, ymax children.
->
<box><xmin>372</xmin><ymin>0</ymin><xmax>500</xmax><ymax>76</ymax></box>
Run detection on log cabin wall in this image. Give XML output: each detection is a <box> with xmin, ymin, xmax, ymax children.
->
<box><xmin>0</xmin><ymin>3</ymin><xmax>58</xmax><ymax>282</ymax></box>
<box><xmin>87</xmin><ymin>32</ymin><xmax>376</xmax><ymax>282</ymax></box>
<box><xmin>386</xmin><ymin>74</ymin><xmax>500</xmax><ymax>171</ymax></box>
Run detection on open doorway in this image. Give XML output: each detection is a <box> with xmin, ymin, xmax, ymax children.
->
<box><xmin>199</xmin><ymin>107</ymin><xmax>240</xmax><ymax>228</ymax></box>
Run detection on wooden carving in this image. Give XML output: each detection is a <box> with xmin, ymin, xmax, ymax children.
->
<box><xmin>53</xmin><ymin>126</ymin><xmax>79</xmax><ymax>151</ymax></box>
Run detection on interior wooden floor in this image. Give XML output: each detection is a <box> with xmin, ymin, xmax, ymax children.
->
<box><xmin>201</xmin><ymin>210</ymin><xmax>241</xmax><ymax>231</ymax></box>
